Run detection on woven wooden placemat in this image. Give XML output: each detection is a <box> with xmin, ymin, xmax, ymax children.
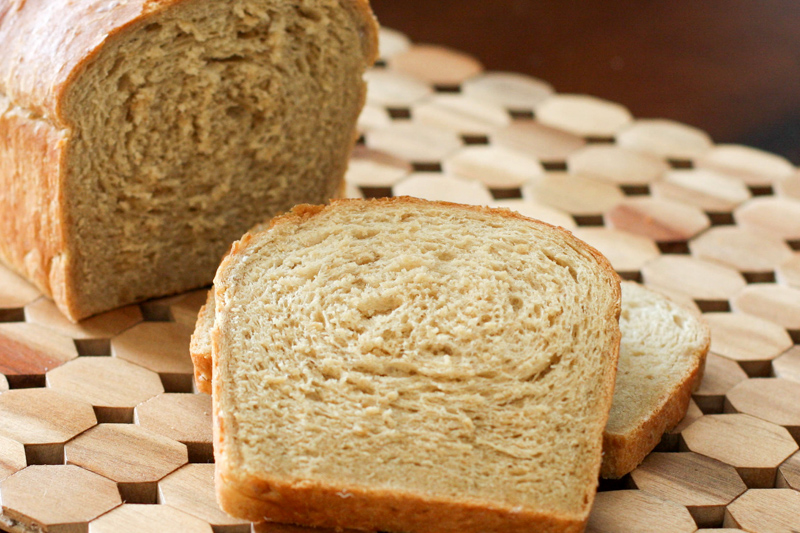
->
<box><xmin>1</xmin><ymin>26</ymin><xmax>799</xmax><ymax>533</ymax></box>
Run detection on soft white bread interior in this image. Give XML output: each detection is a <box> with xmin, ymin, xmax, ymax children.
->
<box><xmin>210</xmin><ymin>198</ymin><xmax>621</xmax><ymax>533</ymax></box>
<box><xmin>0</xmin><ymin>0</ymin><xmax>377</xmax><ymax>321</ymax></box>
<box><xmin>601</xmin><ymin>281</ymin><xmax>709</xmax><ymax>478</ymax></box>
<box><xmin>191</xmin><ymin>254</ymin><xmax>709</xmax><ymax>481</ymax></box>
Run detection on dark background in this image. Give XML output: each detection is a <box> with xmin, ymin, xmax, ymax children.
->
<box><xmin>369</xmin><ymin>1</ymin><xmax>800</xmax><ymax>164</ymax></box>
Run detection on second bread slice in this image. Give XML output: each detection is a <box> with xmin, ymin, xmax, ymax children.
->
<box><xmin>210</xmin><ymin>198</ymin><xmax>621</xmax><ymax>533</ymax></box>
<box><xmin>600</xmin><ymin>281</ymin><xmax>709</xmax><ymax>478</ymax></box>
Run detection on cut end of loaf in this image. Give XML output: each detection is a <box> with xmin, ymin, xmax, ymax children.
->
<box><xmin>56</xmin><ymin>0</ymin><xmax>376</xmax><ymax>320</ymax></box>
<box><xmin>212</xmin><ymin>198</ymin><xmax>622</xmax><ymax>532</ymax></box>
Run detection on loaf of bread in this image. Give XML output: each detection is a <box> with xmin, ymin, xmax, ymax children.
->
<box><xmin>601</xmin><ymin>281</ymin><xmax>709</xmax><ymax>478</ymax></box>
<box><xmin>207</xmin><ymin>198</ymin><xmax>621</xmax><ymax>533</ymax></box>
<box><xmin>0</xmin><ymin>0</ymin><xmax>377</xmax><ymax>321</ymax></box>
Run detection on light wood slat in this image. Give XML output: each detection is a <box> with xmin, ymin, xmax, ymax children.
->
<box><xmin>111</xmin><ymin>322</ymin><xmax>195</xmax><ymax>393</ymax></box>
<box><xmin>169</xmin><ymin>290</ymin><xmax>212</xmax><ymax>329</ymax></box>
<box><xmin>346</xmin><ymin>146</ymin><xmax>413</xmax><ymax>189</ymax></box>
<box><xmin>46</xmin><ymin>357</ymin><xmax>164</xmax><ymax>423</ymax></box>
<box><xmin>0</xmin><ymin>435</ymin><xmax>26</xmax><ymax>482</ymax></box>
<box><xmin>364</xmin><ymin>69</ymin><xmax>433</xmax><ymax>107</ymax></box>
<box><xmin>25</xmin><ymin>299</ymin><xmax>142</xmax><ymax>356</ymax></box>
<box><xmin>659</xmin><ymin>399</ymin><xmax>704</xmax><ymax>450</ymax></box>
<box><xmin>493</xmin><ymin>120</ymin><xmax>586</xmax><ymax>162</ymax></box>
<box><xmin>734</xmin><ymin>197</ymin><xmax>800</xmax><ymax>239</ymax></box>
<box><xmin>695</xmin><ymin>144</ymin><xmax>796</xmax><ymax>187</ymax></box>
<box><xmin>703</xmin><ymin>312</ymin><xmax>793</xmax><ymax>377</ymax></box>
<box><xmin>357</xmin><ymin>103</ymin><xmax>392</xmax><ymax>134</ymax></box>
<box><xmin>0</xmin><ymin>323</ymin><xmax>79</xmax><ymax>385</ymax></box>
<box><xmin>642</xmin><ymin>256</ymin><xmax>746</xmax><ymax>301</ymax></box>
<box><xmin>65</xmin><ymin>424</ymin><xmax>187</xmax><ymax>504</ymax></box>
<box><xmin>777</xmin><ymin>451</ymin><xmax>800</xmax><ymax>490</ymax></box>
<box><xmin>567</xmin><ymin>145</ymin><xmax>668</xmax><ymax>186</ymax></box>
<box><xmin>630</xmin><ymin>452</ymin><xmax>746</xmax><ymax>528</ymax></box>
<box><xmin>138</xmin><ymin>293</ymin><xmax>189</xmax><ymax>322</ymax></box>
<box><xmin>651</xmin><ymin>168</ymin><xmax>752</xmax><ymax>212</ymax></box>
<box><xmin>0</xmin><ymin>389</ymin><xmax>96</xmax><ymax>465</ymax></box>
<box><xmin>535</xmin><ymin>94</ymin><xmax>632</xmax><ymax>138</ymax></box>
<box><xmin>522</xmin><ymin>172</ymin><xmax>624</xmax><ymax>216</ymax></box>
<box><xmin>731</xmin><ymin>283</ymin><xmax>800</xmax><ymax>330</ymax></box>
<box><xmin>773</xmin><ymin>346</ymin><xmax>800</xmax><ymax>384</ymax></box>
<box><xmin>1</xmin><ymin>465</ymin><xmax>121</xmax><ymax>533</ymax></box>
<box><xmin>388</xmin><ymin>44</ymin><xmax>483</xmax><ymax>86</ymax></box>
<box><xmin>135</xmin><ymin>393</ymin><xmax>213</xmax><ymax>464</ymax></box>
<box><xmin>377</xmin><ymin>27</ymin><xmax>410</xmax><ymax>61</ymax></box>
<box><xmin>616</xmin><ymin>119</ymin><xmax>713</xmax><ymax>160</ymax></box>
<box><xmin>680</xmin><ymin>414</ymin><xmax>799</xmax><ymax>488</ymax></box>
<box><xmin>158</xmin><ymin>464</ymin><xmax>250</xmax><ymax>532</ymax></box>
<box><xmin>693</xmin><ymin>353</ymin><xmax>749</xmax><ymax>413</ymax></box>
<box><xmin>637</xmin><ymin>285</ymin><xmax>701</xmax><ymax>314</ymax></box>
<box><xmin>443</xmin><ymin>145</ymin><xmax>543</xmax><ymax>189</ymax></box>
<box><xmin>607</xmin><ymin>197</ymin><xmax>710</xmax><ymax>242</ymax></box>
<box><xmin>724</xmin><ymin>378</ymin><xmax>800</xmax><ymax>441</ymax></box>
<box><xmin>88</xmin><ymin>504</ymin><xmax>212</xmax><ymax>533</ymax></box>
<box><xmin>344</xmin><ymin>182</ymin><xmax>364</xmax><ymax>200</ymax></box>
<box><xmin>776</xmin><ymin>172</ymin><xmax>800</xmax><ymax>200</ymax></box>
<box><xmin>461</xmin><ymin>72</ymin><xmax>553</xmax><ymax>111</ymax></box>
<box><xmin>365</xmin><ymin>122</ymin><xmax>462</xmax><ymax>164</ymax></box>
<box><xmin>724</xmin><ymin>489</ymin><xmax>800</xmax><ymax>531</ymax></box>
<box><xmin>489</xmin><ymin>199</ymin><xmax>576</xmax><ymax>230</ymax></box>
<box><xmin>586</xmin><ymin>490</ymin><xmax>696</xmax><ymax>533</ymax></box>
<box><xmin>393</xmin><ymin>173</ymin><xmax>494</xmax><ymax>206</ymax></box>
<box><xmin>777</xmin><ymin>253</ymin><xmax>800</xmax><ymax>288</ymax></box>
<box><xmin>690</xmin><ymin>226</ymin><xmax>794</xmax><ymax>274</ymax></box>
<box><xmin>0</xmin><ymin>265</ymin><xmax>40</xmax><ymax>311</ymax></box>
<box><xmin>572</xmin><ymin>228</ymin><xmax>659</xmax><ymax>273</ymax></box>
<box><xmin>412</xmin><ymin>94</ymin><xmax>510</xmax><ymax>135</ymax></box>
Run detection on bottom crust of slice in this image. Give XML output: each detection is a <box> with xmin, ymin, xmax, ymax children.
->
<box><xmin>216</xmin><ymin>464</ymin><xmax>586</xmax><ymax>533</ymax></box>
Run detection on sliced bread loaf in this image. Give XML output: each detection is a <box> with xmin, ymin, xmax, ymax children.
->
<box><xmin>0</xmin><ymin>0</ymin><xmax>377</xmax><ymax>321</ymax></box>
<box><xmin>209</xmin><ymin>198</ymin><xmax>621</xmax><ymax>533</ymax></box>
<box><xmin>601</xmin><ymin>281</ymin><xmax>709</xmax><ymax>478</ymax></box>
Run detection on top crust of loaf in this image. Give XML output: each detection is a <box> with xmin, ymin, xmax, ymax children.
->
<box><xmin>211</xmin><ymin>197</ymin><xmax>622</xmax><ymax>533</ymax></box>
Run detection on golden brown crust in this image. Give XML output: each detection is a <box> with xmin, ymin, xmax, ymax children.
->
<box><xmin>216</xmin><ymin>462</ymin><xmax>585</xmax><ymax>533</ymax></box>
<box><xmin>600</xmin><ymin>333</ymin><xmax>709</xmax><ymax>479</ymax></box>
<box><xmin>210</xmin><ymin>197</ymin><xmax>622</xmax><ymax>532</ymax></box>
<box><xmin>0</xmin><ymin>105</ymin><xmax>70</xmax><ymax>310</ymax></box>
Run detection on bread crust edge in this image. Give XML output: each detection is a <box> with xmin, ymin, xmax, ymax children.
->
<box><xmin>215</xmin><ymin>462</ymin><xmax>586</xmax><ymax>533</ymax></box>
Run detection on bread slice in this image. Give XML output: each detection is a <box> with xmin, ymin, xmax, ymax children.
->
<box><xmin>601</xmin><ymin>281</ymin><xmax>709</xmax><ymax>479</ymax></box>
<box><xmin>194</xmin><ymin>276</ymin><xmax>709</xmax><ymax>479</ymax></box>
<box><xmin>209</xmin><ymin>197</ymin><xmax>621</xmax><ymax>533</ymax></box>
<box><xmin>0</xmin><ymin>0</ymin><xmax>377</xmax><ymax>321</ymax></box>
